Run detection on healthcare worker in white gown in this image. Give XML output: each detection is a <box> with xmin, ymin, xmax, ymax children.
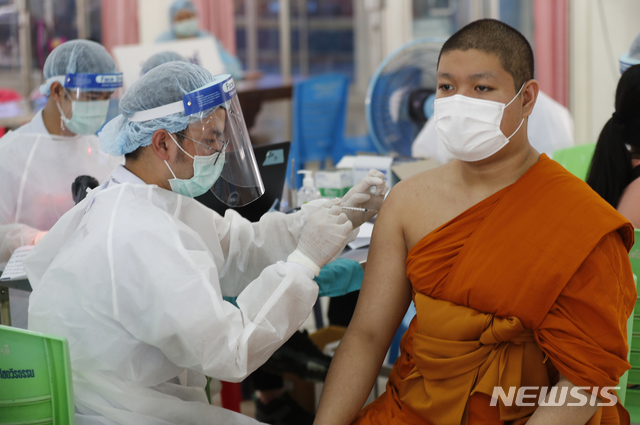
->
<box><xmin>25</xmin><ymin>61</ymin><xmax>387</xmax><ymax>424</ymax></box>
<box><xmin>155</xmin><ymin>0</ymin><xmax>243</xmax><ymax>81</ymax></box>
<box><xmin>0</xmin><ymin>40</ymin><xmax>123</xmax><ymax>328</ymax></box>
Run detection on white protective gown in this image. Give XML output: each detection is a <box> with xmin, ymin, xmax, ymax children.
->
<box><xmin>13</xmin><ymin>109</ymin><xmax>48</xmax><ymax>135</ymax></box>
<box><xmin>0</xmin><ymin>116</ymin><xmax>122</xmax><ymax>328</ymax></box>
<box><xmin>25</xmin><ymin>165</ymin><xmax>338</xmax><ymax>425</ymax></box>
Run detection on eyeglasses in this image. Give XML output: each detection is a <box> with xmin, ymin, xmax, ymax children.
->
<box><xmin>213</xmin><ymin>139</ymin><xmax>230</xmax><ymax>166</ymax></box>
<box><xmin>181</xmin><ymin>134</ymin><xmax>229</xmax><ymax>155</ymax></box>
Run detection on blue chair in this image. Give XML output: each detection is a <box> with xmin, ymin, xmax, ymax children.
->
<box><xmin>291</xmin><ymin>73</ymin><xmax>350</xmax><ymax>187</ymax></box>
<box><xmin>332</xmin><ymin>134</ymin><xmax>379</xmax><ymax>166</ymax></box>
<box><xmin>387</xmin><ymin>302</ymin><xmax>417</xmax><ymax>365</ymax></box>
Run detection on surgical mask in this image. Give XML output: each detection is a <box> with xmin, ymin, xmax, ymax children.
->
<box><xmin>164</xmin><ymin>133</ymin><xmax>225</xmax><ymax>198</ymax></box>
<box><xmin>57</xmin><ymin>98</ymin><xmax>110</xmax><ymax>136</ymax></box>
<box><xmin>434</xmin><ymin>84</ymin><xmax>525</xmax><ymax>162</ymax></box>
<box><xmin>173</xmin><ymin>18</ymin><xmax>199</xmax><ymax>37</ymax></box>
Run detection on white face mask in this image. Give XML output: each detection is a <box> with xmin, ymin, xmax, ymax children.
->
<box><xmin>164</xmin><ymin>133</ymin><xmax>226</xmax><ymax>198</ymax></box>
<box><xmin>433</xmin><ymin>84</ymin><xmax>525</xmax><ymax>162</ymax></box>
<box><xmin>173</xmin><ymin>18</ymin><xmax>199</xmax><ymax>38</ymax></box>
<box><xmin>57</xmin><ymin>98</ymin><xmax>110</xmax><ymax>136</ymax></box>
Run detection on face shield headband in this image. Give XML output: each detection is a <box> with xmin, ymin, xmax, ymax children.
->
<box><xmin>64</xmin><ymin>72</ymin><xmax>124</xmax><ymax>91</ymax></box>
<box><xmin>40</xmin><ymin>72</ymin><xmax>123</xmax><ymax>96</ymax></box>
<box><xmin>128</xmin><ymin>74</ymin><xmax>265</xmax><ymax>207</ymax></box>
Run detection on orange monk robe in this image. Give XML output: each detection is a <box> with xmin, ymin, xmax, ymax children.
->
<box><xmin>356</xmin><ymin>154</ymin><xmax>636</xmax><ymax>425</ymax></box>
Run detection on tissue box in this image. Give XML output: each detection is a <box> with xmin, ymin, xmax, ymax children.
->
<box><xmin>316</xmin><ymin>170</ymin><xmax>353</xmax><ymax>198</ymax></box>
<box><xmin>352</xmin><ymin>155</ymin><xmax>394</xmax><ymax>187</ymax></box>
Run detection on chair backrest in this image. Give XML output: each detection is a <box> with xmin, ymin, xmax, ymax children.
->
<box><xmin>620</xmin><ymin>230</ymin><xmax>640</xmax><ymax>405</ymax></box>
<box><xmin>0</xmin><ymin>325</ymin><xmax>75</xmax><ymax>424</ymax></box>
<box><xmin>291</xmin><ymin>73</ymin><xmax>350</xmax><ymax>182</ymax></box>
<box><xmin>387</xmin><ymin>302</ymin><xmax>417</xmax><ymax>366</ymax></box>
<box><xmin>629</xmin><ymin>229</ymin><xmax>640</xmax><ymax>276</ymax></box>
<box><xmin>331</xmin><ymin>134</ymin><xmax>379</xmax><ymax>166</ymax></box>
<box><xmin>552</xmin><ymin>143</ymin><xmax>596</xmax><ymax>181</ymax></box>
<box><xmin>619</xmin><ymin>273</ymin><xmax>637</xmax><ymax>406</ymax></box>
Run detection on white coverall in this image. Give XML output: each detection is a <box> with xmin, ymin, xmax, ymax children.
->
<box><xmin>25</xmin><ymin>165</ymin><xmax>347</xmax><ymax>424</ymax></box>
<box><xmin>0</xmin><ymin>113</ymin><xmax>122</xmax><ymax>328</ymax></box>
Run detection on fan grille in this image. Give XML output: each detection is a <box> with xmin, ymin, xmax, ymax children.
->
<box><xmin>367</xmin><ymin>39</ymin><xmax>443</xmax><ymax>156</ymax></box>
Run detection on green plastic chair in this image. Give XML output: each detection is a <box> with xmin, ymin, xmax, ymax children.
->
<box><xmin>619</xmin><ymin>274</ymin><xmax>636</xmax><ymax>406</ymax></box>
<box><xmin>552</xmin><ymin>143</ymin><xmax>596</xmax><ymax>181</ymax></box>
<box><xmin>630</xmin><ymin>229</ymin><xmax>640</xmax><ymax>275</ymax></box>
<box><xmin>0</xmin><ymin>325</ymin><xmax>75</xmax><ymax>424</ymax></box>
<box><xmin>624</xmin><ymin>229</ymin><xmax>640</xmax><ymax>418</ymax></box>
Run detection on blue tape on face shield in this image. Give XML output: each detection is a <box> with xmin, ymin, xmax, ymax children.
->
<box><xmin>128</xmin><ymin>74</ymin><xmax>265</xmax><ymax>206</ymax></box>
<box><xmin>64</xmin><ymin>73</ymin><xmax>124</xmax><ymax>91</ymax></box>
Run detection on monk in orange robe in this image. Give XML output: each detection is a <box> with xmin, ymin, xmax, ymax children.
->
<box><xmin>314</xmin><ymin>19</ymin><xmax>636</xmax><ymax>425</ymax></box>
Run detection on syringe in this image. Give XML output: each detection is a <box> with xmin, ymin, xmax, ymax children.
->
<box><xmin>341</xmin><ymin>206</ymin><xmax>377</xmax><ymax>213</ymax></box>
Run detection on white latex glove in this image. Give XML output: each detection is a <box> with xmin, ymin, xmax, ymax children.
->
<box><xmin>341</xmin><ymin>169</ymin><xmax>389</xmax><ymax>228</ymax></box>
<box><xmin>33</xmin><ymin>231</ymin><xmax>48</xmax><ymax>245</ymax></box>
<box><xmin>289</xmin><ymin>199</ymin><xmax>353</xmax><ymax>275</ymax></box>
<box><xmin>0</xmin><ymin>223</ymin><xmax>42</xmax><ymax>265</ymax></box>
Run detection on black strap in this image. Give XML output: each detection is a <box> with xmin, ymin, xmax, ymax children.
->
<box><xmin>630</xmin><ymin>165</ymin><xmax>640</xmax><ymax>183</ymax></box>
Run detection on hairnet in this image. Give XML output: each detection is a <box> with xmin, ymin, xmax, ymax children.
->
<box><xmin>99</xmin><ymin>61</ymin><xmax>214</xmax><ymax>156</ymax></box>
<box><xmin>170</xmin><ymin>0</ymin><xmax>197</xmax><ymax>23</ymax></box>
<box><xmin>40</xmin><ymin>40</ymin><xmax>116</xmax><ymax>96</ymax></box>
<box><xmin>630</xmin><ymin>33</ymin><xmax>640</xmax><ymax>60</ymax></box>
<box><xmin>141</xmin><ymin>51</ymin><xmax>187</xmax><ymax>75</ymax></box>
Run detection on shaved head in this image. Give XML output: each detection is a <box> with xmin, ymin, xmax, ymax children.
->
<box><xmin>438</xmin><ymin>19</ymin><xmax>534</xmax><ymax>90</ymax></box>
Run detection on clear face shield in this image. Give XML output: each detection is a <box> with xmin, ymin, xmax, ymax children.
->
<box><xmin>129</xmin><ymin>74</ymin><xmax>265</xmax><ymax>206</ymax></box>
<box><xmin>208</xmin><ymin>99</ymin><xmax>264</xmax><ymax>206</ymax></box>
<box><xmin>58</xmin><ymin>72</ymin><xmax>123</xmax><ymax>135</ymax></box>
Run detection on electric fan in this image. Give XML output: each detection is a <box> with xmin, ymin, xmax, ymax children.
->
<box><xmin>366</xmin><ymin>38</ymin><xmax>444</xmax><ymax>157</ymax></box>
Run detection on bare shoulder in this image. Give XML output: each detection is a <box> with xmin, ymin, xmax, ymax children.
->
<box><xmin>377</xmin><ymin>162</ymin><xmax>459</xmax><ymax>250</ymax></box>
<box><xmin>401</xmin><ymin>161</ymin><xmax>456</xmax><ymax>194</ymax></box>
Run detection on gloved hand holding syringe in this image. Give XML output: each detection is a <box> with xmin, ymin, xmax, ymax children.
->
<box><xmin>339</xmin><ymin>169</ymin><xmax>388</xmax><ymax>227</ymax></box>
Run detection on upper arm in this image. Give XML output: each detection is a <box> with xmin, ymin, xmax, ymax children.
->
<box><xmin>347</xmin><ymin>185</ymin><xmax>413</xmax><ymax>350</ymax></box>
<box><xmin>535</xmin><ymin>231</ymin><xmax>636</xmax><ymax>388</ymax></box>
<box><xmin>216</xmin><ymin>204</ymin><xmax>320</xmax><ymax>295</ymax></box>
<box><xmin>111</xmin><ymin>204</ymin><xmax>319</xmax><ymax>380</ymax></box>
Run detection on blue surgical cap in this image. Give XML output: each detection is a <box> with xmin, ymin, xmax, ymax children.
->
<box><xmin>631</xmin><ymin>33</ymin><xmax>640</xmax><ymax>60</ymax></box>
<box><xmin>40</xmin><ymin>40</ymin><xmax>117</xmax><ymax>96</ymax></box>
<box><xmin>170</xmin><ymin>0</ymin><xmax>197</xmax><ymax>22</ymax></box>
<box><xmin>141</xmin><ymin>51</ymin><xmax>187</xmax><ymax>75</ymax></box>
<box><xmin>99</xmin><ymin>61</ymin><xmax>214</xmax><ymax>156</ymax></box>
<box><xmin>620</xmin><ymin>33</ymin><xmax>640</xmax><ymax>74</ymax></box>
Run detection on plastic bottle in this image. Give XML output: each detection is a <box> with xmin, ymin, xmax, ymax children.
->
<box><xmin>297</xmin><ymin>170</ymin><xmax>321</xmax><ymax>208</ymax></box>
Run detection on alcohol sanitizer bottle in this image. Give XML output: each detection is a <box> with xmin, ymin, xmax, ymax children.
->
<box><xmin>297</xmin><ymin>170</ymin><xmax>321</xmax><ymax>207</ymax></box>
